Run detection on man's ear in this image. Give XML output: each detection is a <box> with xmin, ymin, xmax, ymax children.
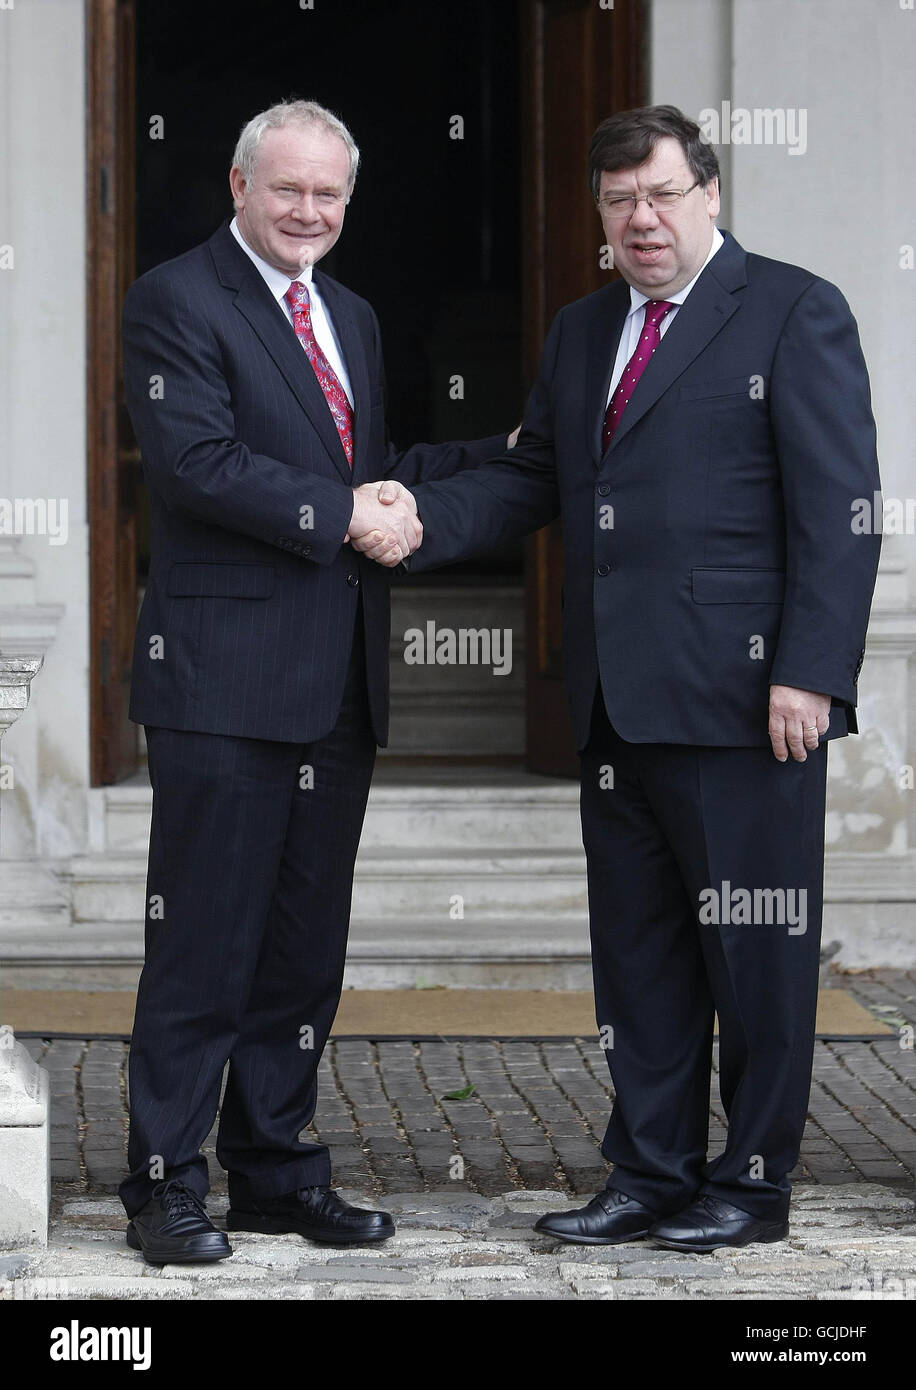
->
<box><xmin>229</xmin><ymin>165</ymin><xmax>246</xmax><ymax>211</ymax></box>
<box><xmin>705</xmin><ymin>176</ymin><xmax>721</xmax><ymax>218</ymax></box>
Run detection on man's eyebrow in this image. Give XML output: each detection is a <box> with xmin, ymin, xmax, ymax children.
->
<box><xmin>268</xmin><ymin>175</ymin><xmax>345</xmax><ymax>191</ymax></box>
<box><xmin>602</xmin><ymin>176</ymin><xmax>678</xmax><ymax>194</ymax></box>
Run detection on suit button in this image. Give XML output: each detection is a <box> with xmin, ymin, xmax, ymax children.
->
<box><xmin>597</xmin><ymin>483</ymin><xmax>611</xmax><ymax>496</ymax></box>
<box><xmin>347</xmin><ymin>573</ymin><xmax>360</xmax><ymax>587</ymax></box>
<box><xmin>597</xmin><ymin>563</ymin><xmax>611</xmax><ymax>577</ymax></box>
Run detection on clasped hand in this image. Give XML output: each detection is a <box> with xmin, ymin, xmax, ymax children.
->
<box><xmin>345</xmin><ymin>481</ymin><xmax>421</xmax><ymax>566</ymax></box>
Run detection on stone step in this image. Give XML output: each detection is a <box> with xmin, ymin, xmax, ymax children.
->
<box><xmin>0</xmin><ymin>862</ymin><xmax>71</xmax><ymax>934</ymax></box>
<box><xmin>3</xmin><ymin>848</ymin><xmax>914</xmax><ymax>977</ymax></box>
<box><xmin>102</xmin><ymin>774</ymin><xmax>583</xmax><ymax>854</ymax></box>
<box><xmin>342</xmin><ymin>916</ymin><xmax>592</xmax><ymax>989</ymax></box>
<box><xmin>0</xmin><ymin>914</ymin><xmax>592</xmax><ymax>987</ymax></box>
<box><xmin>67</xmin><ymin>849</ymin><xmax>589</xmax><ymax>925</ymax></box>
<box><xmin>385</xmin><ymin>583</ymin><xmax>525</xmax><ymax>757</ymax></box>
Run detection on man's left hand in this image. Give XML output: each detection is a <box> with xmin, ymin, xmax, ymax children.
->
<box><xmin>768</xmin><ymin>685</ymin><xmax>831</xmax><ymax>763</ymax></box>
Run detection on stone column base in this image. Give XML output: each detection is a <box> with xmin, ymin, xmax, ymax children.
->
<box><xmin>0</xmin><ymin>1032</ymin><xmax>50</xmax><ymax>1247</ymax></box>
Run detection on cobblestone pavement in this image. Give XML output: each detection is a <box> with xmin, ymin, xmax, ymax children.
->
<box><xmin>22</xmin><ymin>1031</ymin><xmax>916</xmax><ymax>1199</ymax></box>
<box><xmin>3</xmin><ymin>969</ymin><xmax>915</xmax><ymax>1299</ymax></box>
<box><xmin>20</xmin><ymin>969</ymin><xmax>916</xmax><ymax>1200</ymax></box>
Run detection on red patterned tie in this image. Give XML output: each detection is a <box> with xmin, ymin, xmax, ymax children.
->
<box><xmin>602</xmin><ymin>299</ymin><xmax>674</xmax><ymax>452</ymax></box>
<box><xmin>285</xmin><ymin>280</ymin><xmax>354</xmax><ymax>467</ymax></box>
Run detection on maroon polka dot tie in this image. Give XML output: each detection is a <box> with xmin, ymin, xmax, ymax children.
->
<box><xmin>285</xmin><ymin>280</ymin><xmax>354</xmax><ymax>468</ymax></box>
<box><xmin>602</xmin><ymin>300</ymin><xmax>674</xmax><ymax>452</ymax></box>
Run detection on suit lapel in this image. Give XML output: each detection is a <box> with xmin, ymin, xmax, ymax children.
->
<box><xmin>210</xmin><ymin>224</ymin><xmax>354</xmax><ymax>483</ymax></box>
<box><xmin>585</xmin><ymin>283</ymin><xmax>630</xmax><ymax>464</ymax></box>
<box><xmin>608</xmin><ymin>232</ymin><xmax>749</xmax><ymax>454</ymax></box>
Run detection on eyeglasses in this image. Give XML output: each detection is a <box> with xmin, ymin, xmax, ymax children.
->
<box><xmin>596</xmin><ymin>182</ymin><xmax>700</xmax><ymax>219</ymax></box>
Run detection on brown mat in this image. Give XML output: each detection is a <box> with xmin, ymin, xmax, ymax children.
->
<box><xmin>0</xmin><ymin>987</ymin><xmax>893</xmax><ymax>1038</ymax></box>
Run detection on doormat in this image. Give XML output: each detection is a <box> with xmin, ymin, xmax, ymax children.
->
<box><xmin>1</xmin><ymin>987</ymin><xmax>894</xmax><ymax>1040</ymax></box>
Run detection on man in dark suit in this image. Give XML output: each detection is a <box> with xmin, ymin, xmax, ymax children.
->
<box><xmin>365</xmin><ymin>106</ymin><xmax>881</xmax><ymax>1251</ymax></box>
<box><xmin>118</xmin><ymin>99</ymin><xmax>509</xmax><ymax>1263</ymax></box>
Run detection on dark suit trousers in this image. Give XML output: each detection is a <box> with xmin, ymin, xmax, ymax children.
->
<box><xmin>119</xmin><ymin>606</ymin><xmax>376</xmax><ymax>1219</ymax></box>
<box><xmin>580</xmin><ymin>694</ymin><xmax>827</xmax><ymax>1221</ymax></box>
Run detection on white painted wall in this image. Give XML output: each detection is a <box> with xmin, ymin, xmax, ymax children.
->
<box><xmin>728</xmin><ymin>0</ymin><xmax>916</xmax><ymax>518</ymax></box>
<box><xmin>0</xmin><ymin>0</ymin><xmax>88</xmax><ymax>859</ymax></box>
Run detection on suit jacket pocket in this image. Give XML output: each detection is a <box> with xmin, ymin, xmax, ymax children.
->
<box><xmin>166</xmin><ymin>562</ymin><xmax>275</xmax><ymax>598</ymax></box>
<box><xmin>679</xmin><ymin>375</ymin><xmax>762</xmax><ymax>402</ymax></box>
<box><xmin>691</xmin><ymin>567</ymin><xmax>785</xmax><ymax>604</ymax></box>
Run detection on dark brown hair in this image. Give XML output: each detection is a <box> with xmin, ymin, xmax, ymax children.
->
<box><xmin>588</xmin><ymin>104</ymin><xmax>720</xmax><ymax>199</ymax></box>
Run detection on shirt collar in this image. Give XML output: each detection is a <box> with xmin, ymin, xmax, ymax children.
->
<box><xmin>229</xmin><ymin>215</ymin><xmax>313</xmax><ymax>301</ymax></box>
<box><xmin>626</xmin><ymin>225</ymin><xmax>725</xmax><ymax>317</ymax></box>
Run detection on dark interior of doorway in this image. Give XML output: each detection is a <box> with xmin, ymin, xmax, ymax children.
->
<box><xmin>133</xmin><ymin>0</ymin><xmax>524</xmax><ymax>582</ymax></box>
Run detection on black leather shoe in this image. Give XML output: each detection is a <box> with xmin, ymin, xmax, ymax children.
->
<box><xmin>649</xmin><ymin>1195</ymin><xmax>789</xmax><ymax>1253</ymax></box>
<box><xmin>227</xmin><ymin>1186</ymin><xmax>395</xmax><ymax>1244</ymax></box>
<box><xmin>534</xmin><ymin>1188</ymin><xmax>659</xmax><ymax>1245</ymax></box>
<box><xmin>126</xmin><ymin>1179</ymin><xmax>232</xmax><ymax>1265</ymax></box>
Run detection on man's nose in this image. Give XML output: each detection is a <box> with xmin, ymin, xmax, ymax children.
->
<box><xmin>629</xmin><ymin>197</ymin><xmax>660</xmax><ymax>229</ymax></box>
<box><xmin>291</xmin><ymin>195</ymin><xmax>320</xmax><ymax>222</ymax></box>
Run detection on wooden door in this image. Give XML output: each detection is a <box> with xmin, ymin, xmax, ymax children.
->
<box><xmin>521</xmin><ymin>0</ymin><xmax>645</xmax><ymax>776</ymax></box>
<box><xmin>87</xmin><ymin>0</ymin><xmax>139</xmax><ymax>785</ymax></box>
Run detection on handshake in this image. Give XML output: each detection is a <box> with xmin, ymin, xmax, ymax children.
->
<box><xmin>344</xmin><ymin>480</ymin><xmax>424</xmax><ymax>567</ymax></box>
<box><xmin>344</xmin><ymin>426</ymin><xmax>520</xmax><ymax>566</ymax></box>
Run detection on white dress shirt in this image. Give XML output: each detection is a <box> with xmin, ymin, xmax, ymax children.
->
<box><xmin>606</xmin><ymin>226</ymin><xmax>725</xmax><ymax>405</ymax></box>
<box><xmin>229</xmin><ymin>216</ymin><xmax>354</xmax><ymax>406</ymax></box>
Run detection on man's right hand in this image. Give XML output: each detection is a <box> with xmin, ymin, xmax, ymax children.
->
<box><xmin>345</xmin><ymin>481</ymin><xmax>422</xmax><ymax>565</ymax></box>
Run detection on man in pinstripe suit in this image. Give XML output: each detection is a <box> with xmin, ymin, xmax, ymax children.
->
<box><xmin>117</xmin><ymin>99</ymin><xmax>510</xmax><ymax>1264</ymax></box>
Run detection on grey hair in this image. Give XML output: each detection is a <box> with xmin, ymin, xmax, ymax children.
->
<box><xmin>231</xmin><ymin>99</ymin><xmax>360</xmax><ymax>196</ymax></box>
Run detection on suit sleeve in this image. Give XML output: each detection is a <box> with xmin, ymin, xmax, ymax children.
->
<box><xmin>406</xmin><ymin>312</ymin><xmax>564</xmax><ymax>571</ymax></box>
<box><xmin>767</xmin><ymin>278</ymin><xmax>881</xmax><ymax>708</ymax></box>
<box><xmin>122</xmin><ymin>272</ymin><xmax>355</xmax><ymax>566</ymax></box>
